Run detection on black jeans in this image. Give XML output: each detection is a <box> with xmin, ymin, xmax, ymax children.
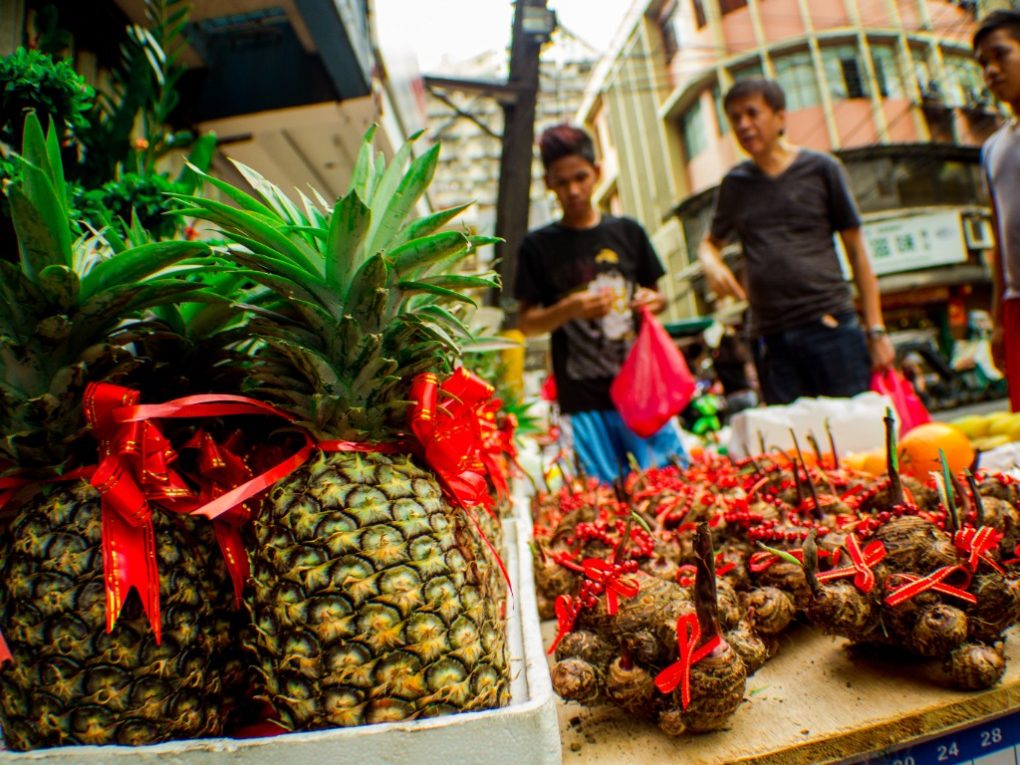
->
<box><xmin>752</xmin><ymin>311</ymin><xmax>872</xmax><ymax>405</ymax></box>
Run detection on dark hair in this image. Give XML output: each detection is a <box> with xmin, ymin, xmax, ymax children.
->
<box><xmin>723</xmin><ymin>78</ymin><xmax>786</xmax><ymax>113</ymax></box>
<box><xmin>538</xmin><ymin>123</ymin><xmax>596</xmax><ymax>170</ymax></box>
<box><xmin>973</xmin><ymin>9</ymin><xmax>1020</xmax><ymax>52</ymax></box>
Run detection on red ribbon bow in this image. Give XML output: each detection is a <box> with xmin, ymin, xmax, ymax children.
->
<box><xmin>581</xmin><ymin>558</ymin><xmax>639</xmax><ymax>615</ymax></box>
<box><xmin>549</xmin><ymin>594</ymin><xmax>578</xmax><ymax>655</ymax></box>
<box><xmin>654</xmin><ymin>613</ymin><xmax>722</xmax><ymax>709</ymax></box>
<box><xmin>885</xmin><ymin>565</ymin><xmax>977</xmax><ymax>607</ymax></box>
<box><xmin>953</xmin><ymin>526</ymin><xmax>1004</xmax><ymax>574</ymax></box>
<box><xmin>182</xmin><ymin>431</ymin><xmax>256</xmax><ymax>608</ymax></box>
<box><xmin>477</xmin><ymin>398</ymin><xmax>511</xmax><ymax>501</ymax></box>
<box><xmin>409</xmin><ymin>369</ymin><xmax>495</xmax><ymax>511</ymax></box>
<box><xmin>816</xmin><ymin>535</ymin><xmax>885</xmax><ymax>593</ymax></box>
<box><xmin>85</xmin><ymin>383</ymin><xmax>189</xmax><ymax>643</ymax></box>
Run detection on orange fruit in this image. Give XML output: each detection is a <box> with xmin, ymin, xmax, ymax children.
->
<box><xmin>897</xmin><ymin>422</ymin><xmax>975</xmax><ymax>481</ymax></box>
<box><xmin>843</xmin><ymin>449</ymin><xmax>886</xmax><ymax>476</ymax></box>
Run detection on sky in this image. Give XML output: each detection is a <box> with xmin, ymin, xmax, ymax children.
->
<box><xmin>374</xmin><ymin>0</ymin><xmax>634</xmax><ymax>74</ymax></box>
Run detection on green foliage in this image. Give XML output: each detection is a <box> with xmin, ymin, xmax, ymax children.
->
<box><xmin>79</xmin><ymin>172</ymin><xmax>189</xmax><ymax>240</ymax></box>
<box><xmin>1</xmin><ymin>113</ymin><xmax>211</xmax><ymax>470</ymax></box>
<box><xmin>176</xmin><ymin>129</ymin><xmax>500</xmax><ymax>440</ymax></box>
<box><xmin>76</xmin><ymin>0</ymin><xmax>201</xmax><ymax>186</ymax></box>
<box><xmin>0</xmin><ymin>47</ymin><xmax>94</xmax><ymax>148</ymax></box>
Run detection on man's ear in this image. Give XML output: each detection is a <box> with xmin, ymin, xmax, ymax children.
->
<box><xmin>593</xmin><ymin>162</ymin><xmax>602</xmax><ymax>182</ymax></box>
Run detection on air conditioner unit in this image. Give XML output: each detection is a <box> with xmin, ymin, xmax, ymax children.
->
<box><xmin>964</xmin><ymin>216</ymin><xmax>995</xmax><ymax>249</ymax></box>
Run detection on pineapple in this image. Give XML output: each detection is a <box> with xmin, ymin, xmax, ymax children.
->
<box><xmin>176</xmin><ymin>127</ymin><xmax>511</xmax><ymax>730</ymax></box>
<box><xmin>0</xmin><ymin>114</ymin><xmax>228</xmax><ymax>750</ymax></box>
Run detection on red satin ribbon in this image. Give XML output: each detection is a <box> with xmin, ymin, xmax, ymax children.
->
<box><xmin>675</xmin><ymin>564</ymin><xmax>696</xmax><ymax>587</ymax></box>
<box><xmin>85</xmin><ymin>383</ymin><xmax>170</xmax><ymax>642</ymax></box>
<box><xmin>816</xmin><ymin>535</ymin><xmax>885</xmax><ymax>593</ymax></box>
<box><xmin>0</xmin><ymin>626</ymin><xmax>12</xmax><ymax>666</ymax></box>
<box><xmin>409</xmin><ymin>369</ymin><xmax>513</xmax><ymax>593</ymax></box>
<box><xmin>0</xmin><ymin>476</ymin><xmax>31</xmax><ymax>510</ymax></box>
<box><xmin>409</xmin><ymin>369</ymin><xmax>495</xmax><ymax>511</ymax></box>
<box><xmin>581</xmin><ymin>559</ymin><xmax>639</xmax><ymax>615</ymax></box>
<box><xmin>654</xmin><ymin>613</ymin><xmax>723</xmax><ymax>710</ymax></box>
<box><xmin>549</xmin><ymin>594</ymin><xmax>577</xmax><ymax>655</ymax></box>
<box><xmin>478</xmin><ymin>399</ymin><xmax>510</xmax><ymax>500</ymax></box>
<box><xmin>953</xmin><ymin>527</ymin><xmax>1004</xmax><ymax>574</ymax></box>
<box><xmin>183</xmin><ymin>431</ymin><xmax>255</xmax><ymax>608</ymax></box>
<box><xmin>885</xmin><ymin>565</ymin><xmax>977</xmax><ymax>607</ymax></box>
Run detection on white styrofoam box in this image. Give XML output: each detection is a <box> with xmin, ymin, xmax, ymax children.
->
<box><xmin>976</xmin><ymin>442</ymin><xmax>1020</xmax><ymax>474</ymax></box>
<box><xmin>727</xmin><ymin>392</ymin><xmax>898</xmax><ymax>459</ymax></box>
<box><xmin>0</xmin><ymin>518</ymin><xmax>562</xmax><ymax>765</ymax></box>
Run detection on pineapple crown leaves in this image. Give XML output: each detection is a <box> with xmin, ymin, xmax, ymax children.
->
<box><xmin>174</xmin><ymin>128</ymin><xmax>501</xmax><ymax>440</ymax></box>
<box><xmin>1</xmin><ymin>113</ymin><xmax>212</xmax><ymax>470</ymax></box>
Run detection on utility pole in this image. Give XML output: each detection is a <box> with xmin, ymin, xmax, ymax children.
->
<box><xmin>493</xmin><ymin>0</ymin><xmax>554</xmax><ymax>323</ymax></box>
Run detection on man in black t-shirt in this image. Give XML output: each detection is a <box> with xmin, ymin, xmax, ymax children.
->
<box><xmin>515</xmin><ymin>124</ymin><xmax>686</xmax><ymax>483</ymax></box>
<box><xmin>698</xmin><ymin>79</ymin><xmax>895</xmax><ymax>405</ymax></box>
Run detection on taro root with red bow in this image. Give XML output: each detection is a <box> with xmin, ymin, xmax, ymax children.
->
<box><xmin>802</xmin><ymin>458</ymin><xmax>1020</xmax><ymax>690</ymax></box>
<box><xmin>549</xmin><ymin>524</ymin><xmax>749</xmax><ymax>735</ymax></box>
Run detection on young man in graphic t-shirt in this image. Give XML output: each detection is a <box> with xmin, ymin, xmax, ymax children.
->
<box><xmin>698</xmin><ymin>79</ymin><xmax>895</xmax><ymax>405</ymax></box>
<box><xmin>975</xmin><ymin>10</ymin><xmax>1020</xmax><ymax>411</ymax></box>
<box><xmin>514</xmin><ymin>124</ymin><xmax>686</xmax><ymax>483</ymax></box>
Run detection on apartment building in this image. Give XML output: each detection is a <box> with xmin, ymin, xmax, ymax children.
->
<box><xmin>578</xmin><ymin>0</ymin><xmax>1011</xmax><ymax>342</ymax></box>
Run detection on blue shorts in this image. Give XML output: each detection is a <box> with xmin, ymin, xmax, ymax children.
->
<box><xmin>565</xmin><ymin>410</ymin><xmax>687</xmax><ymax>484</ymax></box>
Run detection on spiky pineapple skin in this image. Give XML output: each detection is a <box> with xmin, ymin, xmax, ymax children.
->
<box><xmin>0</xmin><ymin>481</ymin><xmax>230</xmax><ymax>750</ymax></box>
<box><xmin>247</xmin><ymin>450</ymin><xmax>509</xmax><ymax>730</ymax></box>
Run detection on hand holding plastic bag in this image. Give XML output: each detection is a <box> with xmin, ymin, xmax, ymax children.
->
<box><xmin>870</xmin><ymin>368</ymin><xmax>931</xmax><ymax>434</ymax></box>
<box><xmin>610</xmin><ymin>306</ymin><xmax>697</xmax><ymax>437</ymax></box>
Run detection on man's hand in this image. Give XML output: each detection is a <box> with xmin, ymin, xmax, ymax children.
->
<box><xmin>631</xmin><ymin>287</ymin><xmax>665</xmax><ymax>313</ymax></box>
<box><xmin>569</xmin><ymin>289</ymin><xmax>614</xmax><ymax>320</ymax></box>
<box><xmin>868</xmin><ymin>333</ymin><xmax>896</xmax><ymax>372</ymax></box>
<box><xmin>703</xmin><ymin>259</ymin><xmax>747</xmax><ymax>303</ymax></box>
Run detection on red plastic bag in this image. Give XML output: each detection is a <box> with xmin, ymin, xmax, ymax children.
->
<box><xmin>610</xmin><ymin>307</ymin><xmax>697</xmax><ymax>437</ymax></box>
<box><xmin>870</xmin><ymin>368</ymin><xmax>931</xmax><ymax>434</ymax></box>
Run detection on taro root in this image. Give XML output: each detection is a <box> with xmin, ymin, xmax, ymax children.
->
<box><xmin>946</xmin><ymin>642</ymin><xmax>1006</xmax><ymax>690</ymax></box>
<box><xmin>906</xmin><ymin>603</ymin><xmax>970</xmax><ymax>658</ymax></box>
<box><xmin>804</xmin><ymin>534</ymin><xmax>879</xmax><ymax>641</ymax></box>
<box><xmin>743</xmin><ymin>587</ymin><xmax>797</xmax><ymax>636</ymax></box>
<box><xmin>968</xmin><ymin>573</ymin><xmax>1020</xmax><ymax>642</ymax></box>
<box><xmin>654</xmin><ymin>523</ymin><xmax>747</xmax><ymax>735</ymax></box>
<box><xmin>533</xmin><ymin>545</ymin><xmax>577</xmax><ymax>619</ymax></box>
<box><xmin>872</xmin><ymin>516</ymin><xmax>954</xmax><ymax>572</ymax></box>
<box><xmin>605</xmin><ymin>657</ymin><xmax>656</xmax><ymax>712</ymax></box>
<box><xmin>724</xmin><ymin>621</ymin><xmax>770</xmax><ymax>674</ymax></box>
<box><xmin>548</xmin><ymin>524</ymin><xmax>749</xmax><ymax>736</ymax></box>
<box><xmin>755</xmin><ymin>559</ymin><xmax>811</xmax><ymax>609</ymax></box>
<box><xmin>551</xmin><ymin>658</ymin><xmax>601</xmax><ymax>704</ymax></box>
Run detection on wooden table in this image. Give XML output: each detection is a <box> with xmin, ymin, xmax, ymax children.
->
<box><xmin>545</xmin><ymin>622</ymin><xmax>1020</xmax><ymax>765</ymax></box>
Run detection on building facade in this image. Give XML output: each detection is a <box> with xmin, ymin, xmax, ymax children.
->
<box><xmin>424</xmin><ymin>36</ymin><xmax>597</xmax><ymax>262</ymax></box>
<box><xmin>578</xmin><ymin>0</ymin><xmax>1012</xmax><ymax>345</ymax></box>
<box><xmin>1</xmin><ymin>0</ymin><xmax>427</xmax><ymax>199</ymax></box>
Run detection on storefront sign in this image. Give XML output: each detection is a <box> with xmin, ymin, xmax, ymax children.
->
<box><xmin>862</xmin><ymin>211</ymin><xmax>968</xmax><ymax>276</ymax></box>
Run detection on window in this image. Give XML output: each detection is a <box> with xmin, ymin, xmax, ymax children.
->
<box><xmin>691</xmin><ymin>0</ymin><xmax>706</xmax><ymax>29</ymax></box>
<box><xmin>680</xmin><ymin>97</ymin><xmax>707</xmax><ymax>160</ymax></box>
<box><xmin>911</xmin><ymin>48</ymin><xmax>934</xmax><ymax>96</ymax></box>
<box><xmin>774</xmin><ymin>50</ymin><xmax>821</xmax><ymax>110</ymax></box>
<box><xmin>712</xmin><ymin>82</ymin><xmax>729</xmax><ymax>134</ymax></box>
<box><xmin>729</xmin><ymin>57</ymin><xmax>764</xmax><ymax>82</ymax></box>
<box><xmin>659</xmin><ymin>1</ymin><xmax>680</xmax><ymax>61</ymax></box>
<box><xmin>871</xmin><ymin>45</ymin><xmax>905</xmax><ymax>98</ymax></box>
<box><xmin>943</xmin><ymin>55</ymin><xmax>986</xmax><ymax>107</ymax></box>
<box><xmin>720</xmin><ymin>0</ymin><xmax>748</xmax><ymax>13</ymax></box>
<box><xmin>822</xmin><ymin>44</ymin><xmax>869</xmax><ymax>100</ymax></box>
